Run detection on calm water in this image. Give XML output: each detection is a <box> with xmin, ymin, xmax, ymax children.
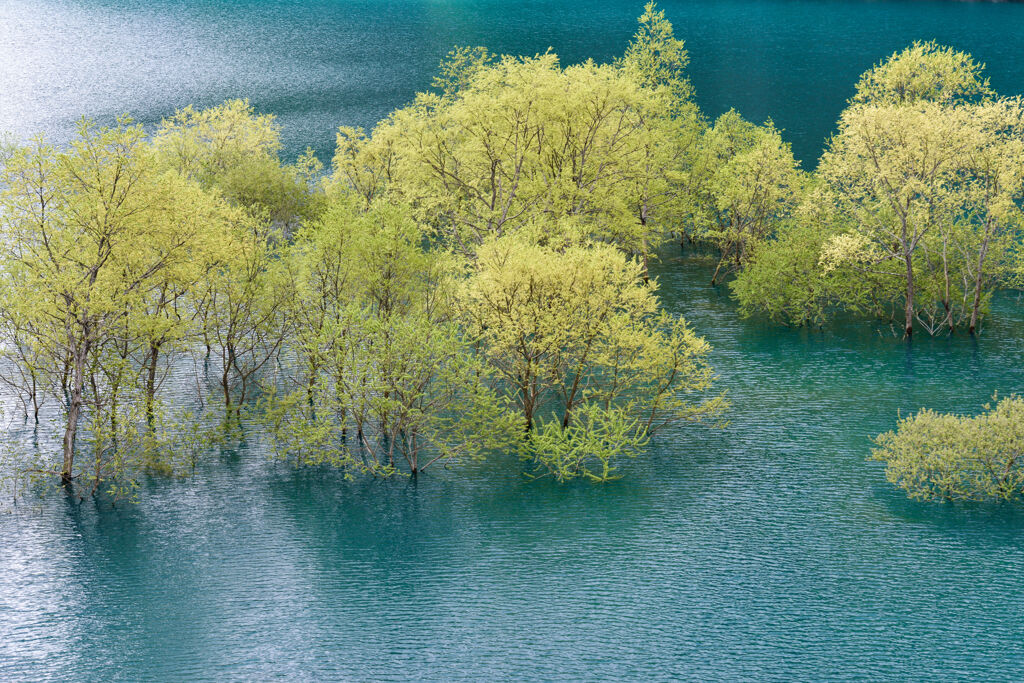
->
<box><xmin>3</xmin><ymin>1</ymin><xmax>1024</xmax><ymax>681</ymax></box>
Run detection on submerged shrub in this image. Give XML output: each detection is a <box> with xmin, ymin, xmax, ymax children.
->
<box><xmin>526</xmin><ymin>404</ymin><xmax>649</xmax><ymax>482</ymax></box>
<box><xmin>872</xmin><ymin>395</ymin><xmax>1024</xmax><ymax>502</ymax></box>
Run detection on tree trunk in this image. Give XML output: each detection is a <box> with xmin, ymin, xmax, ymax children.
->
<box><xmin>30</xmin><ymin>370</ymin><xmax>39</xmax><ymax>424</ymax></box>
<box><xmin>711</xmin><ymin>257</ymin><xmax>725</xmax><ymax>286</ymax></box>
<box><xmin>942</xmin><ymin>233</ymin><xmax>953</xmax><ymax>332</ymax></box>
<box><xmin>221</xmin><ymin>369</ymin><xmax>232</xmax><ymax>414</ymax></box>
<box><xmin>61</xmin><ymin>344</ymin><xmax>87</xmax><ymax>485</ymax></box>
<box><xmin>969</xmin><ymin>227</ymin><xmax>992</xmax><ymax>335</ymax></box>
<box><xmin>904</xmin><ymin>253</ymin><xmax>915</xmax><ymax>338</ymax></box>
<box><xmin>145</xmin><ymin>342</ymin><xmax>160</xmax><ymax>427</ymax></box>
<box><xmin>222</xmin><ymin>343</ymin><xmax>235</xmax><ymax>414</ymax></box>
<box><xmin>639</xmin><ymin>204</ymin><xmax>650</xmax><ymax>284</ymax></box>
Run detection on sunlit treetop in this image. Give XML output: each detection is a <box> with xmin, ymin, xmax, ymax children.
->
<box><xmin>431</xmin><ymin>45</ymin><xmax>497</xmax><ymax>100</ymax></box>
<box><xmin>153</xmin><ymin>99</ymin><xmax>282</xmax><ymax>180</ymax></box>
<box><xmin>617</xmin><ymin>1</ymin><xmax>694</xmax><ymax>107</ymax></box>
<box><xmin>851</xmin><ymin>40</ymin><xmax>993</xmax><ymax>106</ymax></box>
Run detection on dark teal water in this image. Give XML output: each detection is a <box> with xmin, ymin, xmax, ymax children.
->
<box><xmin>3</xmin><ymin>2</ymin><xmax>1024</xmax><ymax>681</ymax></box>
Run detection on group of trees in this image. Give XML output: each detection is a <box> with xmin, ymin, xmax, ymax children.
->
<box><xmin>1</xmin><ymin>2</ymin><xmax>1021</xmax><ymax>502</ymax></box>
<box><xmin>731</xmin><ymin>42</ymin><xmax>1024</xmax><ymax>337</ymax></box>
<box><xmin>0</xmin><ymin>4</ymin><xmax>728</xmax><ymax>497</ymax></box>
<box><xmin>0</xmin><ymin>103</ymin><xmax>319</xmax><ymax>495</ymax></box>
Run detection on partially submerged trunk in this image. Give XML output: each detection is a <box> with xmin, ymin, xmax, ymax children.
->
<box><xmin>61</xmin><ymin>343</ymin><xmax>88</xmax><ymax>485</ymax></box>
<box><xmin>969</xmin><ymin>220</ymin><xmax>994</xmax><ymax>335</ymax></box>
<box><xmin>903</xmin><ymin>252</ymin><xmax>915</xmax><ymax>338</ymax></box>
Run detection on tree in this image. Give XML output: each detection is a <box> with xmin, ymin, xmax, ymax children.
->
<box><xmin>154</xmin><ymin>99</ymin><xmax>324</xmax><ymax>233</ymax></box>
<box><xmin>458</xmin><ymin>235</ymin><xmax>726</xmax><ymax>480</ymax></box>
<box><xmin>872</xmin><ymin>395</ymin><xmax>1024</xmax><ymax>502</ymax></box>
<box><xmin>806</xmin><ymin>45</ymin><xmax>1024</xmax><ymax>336</ymax></box>
<box><xmin>0</xmin><ymin>118</ymin><xmax>225</xmax><ymax>487</ymax></box>
<box><xmin>817</xmin><ymin>104</ymin><xmax>1024</xmax><ymax>335</ymax></box>
<box><xmin>850</xmin><ymin>41</ymin><xmax>992</xmax><ymax>107</ymax></box>
<box><xmin>690</xmin><ymin>111</ymin><xmax>805</xmax><ymax>284</ymax></box>
<box><xmin>196</xmin><ymin>212</ymin><xmax>291</xmax><ymax>417</ymax></box>
<box><xmin>820</xmin><ymin>102</ymin><xmax>978</xmax><ymax>335</ymax></box>
<box><xmin>332</xmin><ymin>17</ymin><xmax>703</xmax><ymax>263</ymax></box>
<box><xmin>617</xmin><ymin>2</ymin><xmax>694</xmax><ymax>106</ymax></box>
<box><xmin>955</xmin><ymin>98</ymin><xmax>1024</xmax><ymax>333</ymax></box>
<box><xmin>152</xmin><ymin>100</ymin><xmax>331</xmax><ymax>418</ymax></box>
<box><xmin>730</xmin><ymin>202</ymin><xmax>834</xmax><ymax>327</ymax></box>
<box><xmin>528</xmin><ymin>403</ymin><xmax>649</xmax><ymax>482</ymax></box>
<box><xmin>331</xmin><ymin>125</ymin><xmax>396</xmax><ymax>207</ymax></box>
<box><xmin>616</xmin><ymin>2</ymin><xmax>706</xmax><ymax>278</ymax></box>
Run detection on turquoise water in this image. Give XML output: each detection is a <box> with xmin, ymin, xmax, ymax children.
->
<box><xmin>4</xmin><ymin>0</ymin><xmax>1024</xmax><ymax>165</ymax></box>
<box><xmin>3</xmin><ymin>1</ymin><xmax>1024</xmax><ymax>681</ymax></box>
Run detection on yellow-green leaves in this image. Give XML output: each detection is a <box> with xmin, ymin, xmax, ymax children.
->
<box><xmin>261</xmin><ymin>198</ymin><xmax>519</xmax><ymax>477</ymax></box>
<box><xmin>851</xmin><ymin>41</ymin><xmax>992</xmax><ymax>107</ymax></box>
<box><xmin>459</xmin><ymin>235</ymin><xmax>725</xmax><ymax>480</ymax></box>
<box><xmin>432</xmin><ymin>45</ymin><xmax>497</xmax><ymax>100</ymax></box>
<box><xmin>332</xmin><ymin>50</ymin><xmax>688</xmax><ymax>258</ymax></box>
<box><xmin>0</xmin><ymin>116</ymin><xmax>236</xmax><ymax>492</ymax></box>
<box><xmin>735</xmin><ymin>44</ymin><xmax>1024</xmax><ymax>335</ymax></box>
<box><xmin>529</xmin><ymin>404</ymin><xmax>649</xmax><ymax>483</ymax></box>
<box><xmin>154</xmin><ymin>99</ymin><xmax>324</xmax><ymax>230</ymax></box>
<box><xmin>153</xmin><ymin>99</ymin><xmax>282</xmax><ymax>180</ymax></box>
<box><xmin>692</xmin><ymin>110</ymin><xmax>805</xmax><ymax>283</ymax></box>
<box><xmin>618</xmin><ymin>1</ymin><xmax>694</xmax><ymax>107</ymax></box>
<box><xmin>819</xmin><ymin>93</ymin><xmax>1024</xmax><ymax>334</ymax></box>
<box><xmin>2</xmin><ymin>8</ymin><xmax>737</xmax><ymax>490</ymax></box>
<box><xmin>873</xmin><ymin>395</ymin><xmax>1024</xmax><ymax>502</ymax></box>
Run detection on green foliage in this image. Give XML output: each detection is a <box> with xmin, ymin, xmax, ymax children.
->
<box><xmin>154</xmin><ymin>99</ymin><xmax>283</xmax><ymax>178</ymax></box>
<box><xmin>817</xmin><ymin>95</ymin><xmax>1024</xmax><ymax>335</ymax></box>
<box><xmin>431</xmin><ymin>45</ymin><xmax>497</xmax><ymax>99</ymax></box>
<box><xmin>331</xmin><ymin>11</ymin><xmax>704</xmax><ymax>261</ymax></box>
<box><xmin>331</xmin><ymin>125</ymin><xmax>395</xmax><ymax>206</ymax></box>
<box><xmin>77</xmin><ymin>399</ymin><xmax>222</xmax><ymax>499</ymax></box>
<box><xmin>736</xmin><ymin>43</ymin><xmax>1024</xmax><ymax>336</ymax></box>
<box><xmin>617</xmin><ymin>1</ymin><xmax>694</xmax><ymax>106</ymax></box>
<box><xmin>197</xmin><ymin>212</ymin><xmax>292</xmax><ymax>414</ymax></box>
<box><xmin>154</xmin><ymin>99</ymin><xmax>325</xmax><ymax>231</ymax></box>
<box><xmin>0</xmin><ymin>117</ymin><xmax>233</xmax><ymax>491</ymax></box>
<box><xmin>691</xmin><ymin>110</ymin><xmax>805</xmax><ymax>283</ymax></box>
<box><xmin>730</xmin><ymin>188</ymin><xmax>893</xmax><ymax>326</ymax></box>
<box><xmin>851</xmin><ymin>41</ymin><xmax>992</xmax><ymax>106</ymax></box>
<box><xmin>0</xmin><ymin>6</ymin><xmax>750</xmax><ymax>494</ymax></box>
<box><xmin>527</xmin><ymin>404</ymin><xmax>649</xmax><ymax>482</ymax></box>
<box><xmin>259</xmin><ymin>198</ymin><xmax>521</xmax><ymax>476</ymax></box>
<box><xmin>459</xmin><ymin>235</ymin><xmax>726</xmax><ymax>480</ymax></box>
<box><xmin>730</xmin><ymin>219</ymin><xmax>833</xmax><ymax>326</ymax></box>
<box><xmin>872</xmin><ymin>395</ymin><xmax>1024</xmax><ymax>502</ymax></box>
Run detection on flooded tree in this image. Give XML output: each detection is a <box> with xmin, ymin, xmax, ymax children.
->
<box><xmin>458</xmin><ymin>235</ymin><xmax>726</xmax><ymax>480</ymax></box>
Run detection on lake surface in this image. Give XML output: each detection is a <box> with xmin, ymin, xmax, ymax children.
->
<box><xmin>4</xmin><ymin>0</ymin><xmax>1024</xmax><ymax>165</ymax></box>
<box><xmin>3</xmin><ymin>1</ymin><xmax>1024</xmax><ymax>681</ymax></box>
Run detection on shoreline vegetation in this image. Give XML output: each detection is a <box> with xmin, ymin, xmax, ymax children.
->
<box><xmin>1</xmin><ymin>3</ymin><xmax>1022</xmax><ymax>503</ymax></box>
